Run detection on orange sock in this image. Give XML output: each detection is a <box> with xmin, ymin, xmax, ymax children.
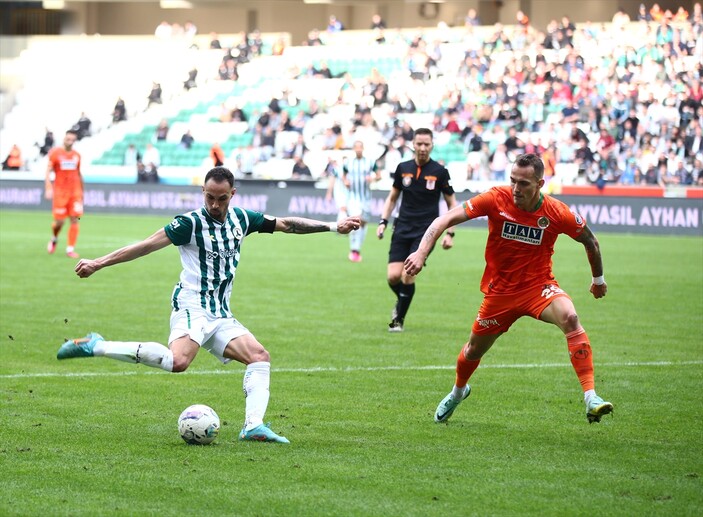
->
<box><xmin>68</xmin><ymin>223</ymin><xmax>79</xmax><ymax>248</ymax></box>
<box><xmin>566</xmin><ymin>328</ymin><xmax>595</xmax><ymax>392</ymax></box>
<box><xmin>455</xmin><ymin>348</ymin><xmax>480</xmax><ymax>388</ymax></box>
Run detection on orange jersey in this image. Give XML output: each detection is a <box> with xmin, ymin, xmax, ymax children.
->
<box><xmin>48</xmin><ymin>147</ymin><xmax>82</xmax><ymax>193</ymax></box>
<box><xmin>463</xmin><ymin>186</ymin><xmax>586</xmax><ymax>294</ymax></box>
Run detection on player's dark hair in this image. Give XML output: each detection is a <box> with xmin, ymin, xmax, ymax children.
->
<box><xmin>66</xmin><ymin>129</ymin><xmax>79</xmax><ymax>137</ymax></box>
<box><xmin>515</xmin><ymin>153</ymin><xmax>545</xmax><ymax>180</ymax></box>
<box><xmin>205</xmin><ymin>166</ymin><xmax>235</xmax><ymax>188</ymax></box>
<box><xmin>413</xmin><ymin>127</ymin><xmax>433</xmax><ymax>140</ymax></box>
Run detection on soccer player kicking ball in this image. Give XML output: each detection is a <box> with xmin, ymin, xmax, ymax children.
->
<box><xmin>404</xmin><ymin>153</ymin><xmax>613</xmax><ymax>424</ymax></box>
<box><xmin>57</xmin><ymin>167</ymin><xmax>361</xmax><ymax>443</ymax></box>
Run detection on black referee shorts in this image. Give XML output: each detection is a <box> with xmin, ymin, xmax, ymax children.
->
<box><xmin>388</xmin><ymin>230</ymin><xmax>435</xmax><ymax>264</ymax></box>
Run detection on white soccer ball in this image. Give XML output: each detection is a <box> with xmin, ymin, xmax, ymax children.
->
<box><xmin>178</xmin><ymin>404</ymin><xmax>220</xmax><ymax>445</ymax></box>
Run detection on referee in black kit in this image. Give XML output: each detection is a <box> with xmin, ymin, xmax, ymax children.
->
<box><xmin>377</xmin><ymin>127</ymin><xmax>458</xmax><ymax>332</ymax></box>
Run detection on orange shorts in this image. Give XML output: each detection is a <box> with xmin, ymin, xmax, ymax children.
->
<box><xmin>52</xmin><ymin>190</ymin><xmax>84</xmax><ymax>219</ymax></box>
<box><xmin>472</xmin><ymin>283</ymin><xmax>571</xmax><ymax>335</ymax></box>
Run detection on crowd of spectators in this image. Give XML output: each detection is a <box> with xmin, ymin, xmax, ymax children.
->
<box><xmin>202</xmin><ymin>4</ymin><xmax>702</xmax><ymax>187</ymax></box>
<box><xmin>22</xmin><ymin>6</ymin><xmax>696</xmax><ymax>187</ymax></box>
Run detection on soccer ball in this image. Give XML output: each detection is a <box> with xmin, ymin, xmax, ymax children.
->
<box><xmin>178</xmin><ymin>404</ymin><xmax>220</xmax><ymax>445</ymax></box>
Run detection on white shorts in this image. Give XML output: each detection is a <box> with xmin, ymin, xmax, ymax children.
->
<box><xmin>334</xmin><ymin>186</ymin><xmax>348</xmax><ymax>210</ymax></box>
<box><xmin>168</xmin><ymin>307</ymin><xmax>250</xmax><ymax>364</ymax></box>
<box><xmin>347</xmin><ymin>197</ymin><xmax>371</xmax><ymax>222</ymax></box>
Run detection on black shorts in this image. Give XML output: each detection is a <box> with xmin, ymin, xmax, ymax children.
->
<box><xmin>388</xmin><ymin>231</ymin><xmax>435</xmax><ymax>263</ymax></box>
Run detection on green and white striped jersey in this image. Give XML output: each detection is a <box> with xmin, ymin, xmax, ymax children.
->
<box><xmin>164</xmin><ymin>206</ymin><xmax>267</xmax><ymax>318</ymax></box>
<box><xmin>344</xmin><ymin>156</ymin><xmax>377</xmax><ymax>205</ymax></box>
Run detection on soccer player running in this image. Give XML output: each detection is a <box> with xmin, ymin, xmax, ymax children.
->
<box><xmin>45</xmin><ymin>129</ymin><xmax>84</xmax><ymax>258</ymax></box>
<box><xmin>404</xmin><ymin>153</ymin><xmax>613</xmax><ymax>423</ymax></box>
<box><xmin>343</xmin><ymin>140</ymin><xmax>380</xmax><ymax>262</ymax></box>
<box><xmin>57</xmin><ymin>167</ymin><xmax>361</xmax><ymax>444</ymax></box>
<box><xmin>377</xmin><ymin>128</ymin><xmax>457</xmax><ymax>332</ymax></box>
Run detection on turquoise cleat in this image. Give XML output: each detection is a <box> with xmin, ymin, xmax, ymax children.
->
<box><xmin>239</xmin><ymin>423</ymin><xmax>290</xmax><ymax>444</ymax></box>
<box><xmin>434</xmin><ymin>385</ymin><xmax>471</xmax><ymax>423</ymax></box>
<box><xmin>57</xmin><ymin>332</ymin><xmax>104</xmax><ymax>360</ymax></box>
<box><xmin>586</xmin><ymin>395</ymin><xmax>613</xmax><ymax>423</ymax></box>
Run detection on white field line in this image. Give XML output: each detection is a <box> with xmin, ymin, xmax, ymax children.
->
<box><xmin>1</xmin><ymin>360</ymin><xmax>701</xmax><ymax>380</ymax></box>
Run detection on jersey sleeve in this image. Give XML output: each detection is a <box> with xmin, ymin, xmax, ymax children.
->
<box><xmin>557</xmin><ymin>204</ymin><xmax>588</xmax><ymax>239</ymax></box>
<box><xmin>440</xmin><ymin>167</ymin><xmax>455</xmax><ymax>195</ymax></box>
<box><xmin>392</xmin><ymin>164</ymin><xmax>403</xmax><ymax>189</ymax></box>
<box><xmin>462</xmin><ymin>189</ymin><xmax>495</xmax><ymax>219</ymax></box>
<box><xmin>164</xmin><ymin>215</ymin><xmax>193</xmax><ymax>246</ymax></box>
<box><xmin>47</xmin><ymin>149</ymin><xmax>58</xmax><ymax>171</ymax></box>
<box><xmin>243</xmin><ymin>209</ymin><xmax>266</xmax><ymax>235</ymax></box>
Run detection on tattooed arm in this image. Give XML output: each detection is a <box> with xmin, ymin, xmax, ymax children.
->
<box><xmin>403</xmin><ymin>206</ymin><xmax>469</xmax><ymax>276</ymax></box>
<box><xmin>574</xmin><ymin>225</ymin><xmax>607</xmax><ymax>299</ymax></box>
<box><xmin>275</xmin><ymin>216</ymin><xmax>360</xmax><ymax>235</ymax></box>
<box><xmin>440</xmin><ymin>191</ymin><xmax>459</xmax><ymax>250</ymax></box>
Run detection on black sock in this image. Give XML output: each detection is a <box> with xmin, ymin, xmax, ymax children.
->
<box><xmin>396</xmin><ymin>283</ymin><xmax>415</xmax><ymax>321</ymax></box>
<box><xmin>389</xmin><ymin>281</ymin><xmax>401</xmax><ymax>298</ymax></box>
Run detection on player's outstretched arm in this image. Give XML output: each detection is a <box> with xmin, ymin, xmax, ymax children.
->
<box><xmin>75</xmin><ymin>228</ymin><xmax>172</xmax><ymax>278</ymax></box>
<box><xmin>405</xmin><ymin>206</ymin><xmax>468</xmax><ymax>276</ymax></box>
<box><xmin>575</xmin><ymin>225</ymin><xmax>607</xmax><ymax>299</ymax></box>
<box><xmin>275</xmin><ymin>216</ymin><xmax>361</xmax><ymax>235</ymax></box>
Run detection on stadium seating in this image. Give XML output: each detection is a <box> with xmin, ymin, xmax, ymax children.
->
<box><xmin>2</xmin><ymin>19</ymin><xmax>701</xmax><ymax>190</ymax></box>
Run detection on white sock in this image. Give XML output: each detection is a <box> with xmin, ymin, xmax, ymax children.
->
<box><xmin>349</xmin><ymin>229</ymin><xmax>359</xmax><ymax>251</ymax></box>
<box><xmin>97</xmin><ymin>340</ymin><xmax>174</xmax><ymax>372</ymax></box>
<box><xmin>584</xmin><ymin>389</ymin><xmax>596</xmax><ymax>403</ymax></box>
<box><xmin>349</xmin><ymin>226</ymin><xmax>367</xmax><ymax>252</ymax></box>
<box><xmin>358</xmin><ymin>225</ymin><xmax>367</xmax><ymax>248</ymax></box>
<box><xmin>451</xmin><ymin>385</ymin><xmax>467</xmax><ymax>399</ymax></box>
<box><xmin>243</xmin><ymin>361</ymin><xmax>270</xmax><ymax>431</ymax></box>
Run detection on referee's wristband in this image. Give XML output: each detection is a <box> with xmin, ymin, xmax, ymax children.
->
<box><xmin>379</xmin><ymin>218</ymin><xmax>388</xmax><ymax>226</ymax></box>
<box><xmin>328</xmin><ymin>222</ymin><xmax>338</xmax><ymax>232</ymax></box>
<box><xmin>592</xmin><ymin>275</ymin><xmax>605</xmax><ymax>285</ymax></box>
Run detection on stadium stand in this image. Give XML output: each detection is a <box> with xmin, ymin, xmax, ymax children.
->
<box><xmin>1</xmin><ymin>6</ymin><xmax>702</xmax><ymax>192</ymax></box>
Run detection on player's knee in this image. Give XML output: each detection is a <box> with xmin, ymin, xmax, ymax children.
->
<box><xmin>248</xmin><ymin>347</ymin><xmax>270</xmax><ymax>363</ymax></box>
<box><xmin>171</xmin><ymin>355</ymin><xmax>191</xmax><ymax>373</ymax></box>
<box><xmin>387</xmin><ymin>274</ymin><xmax>401</xmax><ymax>285</ymax></box>
<box><xmin>564</xmin><ymin>312</ymin><xmax>580</xmax><ymax>329</ymax></box>
<box><xmin>464</xmin><ymin>343</ymin><xmax>483</xmax><ymax>360</ymax></box>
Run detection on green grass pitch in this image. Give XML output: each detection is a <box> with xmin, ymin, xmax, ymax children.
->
<box><xmin>1</xmin><ymin>209</ymin><xmax>702</xmax><ymax>516</ymax></box>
